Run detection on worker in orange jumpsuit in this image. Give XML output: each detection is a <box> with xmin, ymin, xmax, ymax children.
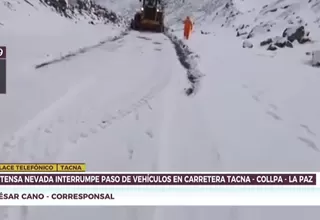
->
<box><xmin>183</xmin><ymin>16</ymin><xmax>193</xmax><ymax>40</ymax></box>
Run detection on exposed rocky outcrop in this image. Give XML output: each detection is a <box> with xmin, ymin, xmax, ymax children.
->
<box><xmin>259</xmin><ymin>26</ymin><xmax>312</xmax><ymax>50</ymax></box>
<box><xmin>38</xmin><ymin>0</ymin><xmax>124</xmax><ymax>24</ymax></box>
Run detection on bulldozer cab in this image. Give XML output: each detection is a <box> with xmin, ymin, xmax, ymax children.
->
<box><xmin>140</xmin><ymin>0</ymin><xmax>161</xmax><ymax>10</ymax></box>
<box><xmin>145</xmin><ymin>0</ymin><xmax>156</xmax><ymax>7</ymax></box>
<box><xmin>139</xmin><ymin>0</ymin><xmax>162</xmax><ymax>21</ymax></box>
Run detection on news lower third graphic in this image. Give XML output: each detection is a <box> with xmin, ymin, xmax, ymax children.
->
<box><xmin>0</xmin><ymin>163</ymin><xmax>86</xmax><ymax>172</ymax></box>
<box><xmin>0</xmin><ymin>173</ymin><xmax>316</xmax><ymax>185</ymax></box>
<box><xmin>0</xmin><ymin>163</ymin><xmax>319</xmax><ymax>206</ymax></box>
<box><xmin>0</xmin><ymin>46</ymin><xmax>6</xmax><ymax>94</ymax></box>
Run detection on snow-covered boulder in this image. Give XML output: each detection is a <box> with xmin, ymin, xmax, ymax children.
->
<box><xmin>273</xmin><ymin>36</ymin><xmax>286</xmax><ymax>48</ymax></box>
<box><xmin>272</xmin><ymin>36</ymin><xmax>293</xmax><ymax>48</ymax></box>
<box><xmin>311</xmin><ymin>50</ymin><xmax>320</xmax><ymax>67</ymax></box>
<box><xmin>242</xmin><ymin>40</ymin><xmax>253</xmax><ymax>48</ymax></box>
<box><xmin>283</xmin><ymin>26</ymin><xmax>304</xmax><ymax>42</ymax></box>
<box><xmin>259</xmin><ymin>25</ymin><xmax>312</xmax><ymax>50</ymax></box>
<box><xmin>260</xmin><ymin>38</ymin><xmax>272</xmax><ymax>46</ymax></box>
<box><xmin>260</xmin><ymin>36</ymin><xmax>293</xmax><ymax>50</ymax></box>
<box><xmin>282</xmin><ymin>26</ymin><xmax>311</xmax><ymax>44</ymax></box>
<box><xmin>267</xmin><ymin>44</ymin><xmax>277</xmax><ymax>51</ymax></box>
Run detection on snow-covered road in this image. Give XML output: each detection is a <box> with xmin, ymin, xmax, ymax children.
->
<box><xmin>1</xmin><ymin>31</ymin><xmax>186</xmax><ymax>164</ymax></box>
<box><xmin>6</xmin><ymin>28</ymin><xmax>223</xmax><ymax>220</ymax></box>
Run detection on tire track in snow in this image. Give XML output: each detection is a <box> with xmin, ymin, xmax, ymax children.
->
<box><xmin>0</xmin><ymin>77</ymin><xmax>96</xmax><ymax>218</ymax></box>
<box><xmin>74</xmin><ymin>76</ymin><xmax>170</xmax><ymax>145</ymax></box>
<box><xmin>0</xmin><ymin>76</ymin><xmax>97</xmax><ymax>162</ymax></box>
<box><xmin>34</xmin><ymin>30</ymin><xmax>129</xmax><ymax>69</ymax></box>
<box><xmin>0</xmin><ymin>32</ymin><xmax>173</xmax><ymax>164</ymax></box>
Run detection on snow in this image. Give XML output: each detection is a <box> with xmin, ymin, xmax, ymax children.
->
<box><xmin>0</xmin><ymin>0</ymin><xmax>124</xmax><ymax>149</ymax></box>
<box><xmin>1</xmin><ymin>0</ymin><xmax>320</xmax><ymax>219</ymax></box>
<box><xmin>93</xmin><ymin>0</ymin><xmax>140</xmax><ymax>18</ymax></box>
<box><xmin>312</xmin><ymin>50</ymin><xmax>320</xmax><ymax>66</ymax></box>
<box><xmin>185</xmin><ymin>30</ymin><xmax>320</xmax><ymax>170</ymax></box>
<box><xmin>243</xmin><ymin>39</ymin><xmax>253</xmax><ymax>48</ymax></box>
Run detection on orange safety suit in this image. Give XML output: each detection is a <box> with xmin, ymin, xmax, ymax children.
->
<box><xmin>183</xmin><ymin>16</ymin><xmax>193</xmax><ymax>40</ymax></box>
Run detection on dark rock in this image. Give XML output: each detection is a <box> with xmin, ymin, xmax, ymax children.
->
<box><xmin>185</xmin><ymin>88</ymin><xmax>193</xmax><ymax>96</ymax></box>
<box><xmin>298</xmin><ymin>37</ymin><xmax>311</xmax><ymax>44</ymax></box>
<box><xmin>238</xmin><ymin>24</ymin><xmax>245</xmax><ymax>30</ymax></box>
<box><xmin>267</xmin><ymin>44</ymin><xmax>277</xmax><ymax>51</ymax></box>
<box><xmin>201</xmin><ymin>30</ymin><xmax>210</xmax><ymax>35</ymax></box>
<box><xmin>247</xmin><ymin>32</ymin><xmax>253</xmax><ymax>39</ymax></box>
<box><xmin>274</xmin><ymin>41</ymin><xmax>286</xmax><ymax>48</ymax></box>
<box><xmin>283</xmin><ymin>26</ymin><xmax>305</xmax><ymax>42</ymax></box>
<box><xmin>236</xmin><ymin>31</ymin><xmax>247</xmax><ymax>37</ymax></box>
<box><xmin>273</xmin><ymin>36</ymin><xmax>287</xmax><ymax>48</ymax></box>
<box><xmin>285</xmin><ymin>41</ymin><xmax>293</xmax><ymax>48</ymax></box>
<box><xmin>260</xmin><ymin>38</ymin><xmax>273</xmax><ymax>46</ymax></box>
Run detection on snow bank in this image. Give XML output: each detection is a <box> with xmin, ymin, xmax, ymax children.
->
<box><xmin>165</xmin><ymin>32</ymin><xmax>203</xmax><ymax>95</ymax></box>
<box><xmin>311</xmin><ymin>50</ymin><xmax>320</xmax><ymax>66</ymax></box>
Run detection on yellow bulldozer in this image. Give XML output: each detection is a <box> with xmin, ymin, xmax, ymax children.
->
<box><xmin>130</xmin><ymin>0</ymin><xmax>164</xmax><ymax>33</ymax></box>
